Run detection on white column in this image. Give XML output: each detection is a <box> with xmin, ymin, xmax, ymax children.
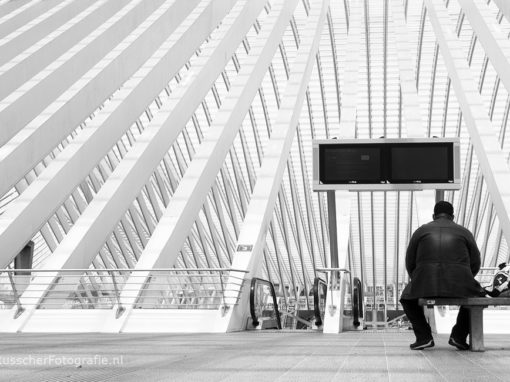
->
<box><xmin>323</xmin><ymin>0</ymin><xmax>361</xmax><ymax>334</ymax></box>
<box><xmin>425</xmin><ymin>0</ymin><xmax>510</xmax><ymax>254</ymax></box>
<box><xmin>216</xmin><ymin>0</ymin><xmax>329</xmax><ymax>332</ymax></box>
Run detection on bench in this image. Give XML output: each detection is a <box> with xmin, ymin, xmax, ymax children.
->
<box><xmin>418</xmin><ymin>297</ymin><xmax>510</xmax><ymax>352</ymax></box>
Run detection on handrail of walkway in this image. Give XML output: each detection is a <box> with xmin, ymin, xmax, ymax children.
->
<box><xmin>352</xmin><ymin>277</ymin><xmax>363</xmax><ymax>327</ymax></box>
<box><xmin>249</xmin><ymin>277</ymin><xmax>282</xmax><ymax>329</ymax></box>
<box><xmin>0</xmin><ymin>268</ymin><xmax>248</xmax><ymax>319</ymax></box>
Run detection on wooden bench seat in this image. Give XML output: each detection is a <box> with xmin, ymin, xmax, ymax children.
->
<box><xmin>418</xmin><ymin>297</ymin><xmax>510</xmax><ymax>351</ymax></box>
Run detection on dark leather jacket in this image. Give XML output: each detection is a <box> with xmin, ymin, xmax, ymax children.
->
<box><xmin>401</xmin><ymin>215</ymin><xmax>482</xmax><ymax>299</ymax></box>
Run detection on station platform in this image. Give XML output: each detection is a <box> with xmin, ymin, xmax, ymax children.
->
<box><xmin>1</xmin><ymin>330</ymin><xmax>510</xmax><ymax>381</ymax></box>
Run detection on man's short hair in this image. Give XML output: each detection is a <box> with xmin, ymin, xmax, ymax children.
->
<box><xmin>434</xmin><ymin>201</ymin><xmax>454</xmax><ymax>216</ymax></box>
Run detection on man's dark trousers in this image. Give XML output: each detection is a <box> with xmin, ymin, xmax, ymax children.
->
<box><xmin>400</xmin><ymin>298</ymin><xmax>470</xmax><ymax>342</ymax></box>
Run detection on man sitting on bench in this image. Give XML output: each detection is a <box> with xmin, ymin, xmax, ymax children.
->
<box><xmin>400</xmin><ymin>201</ymin><xmax>483</xmax><ymax>350</ymax></box>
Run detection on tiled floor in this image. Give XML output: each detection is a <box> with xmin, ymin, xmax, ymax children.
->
<box><xmin>1</xmin><ymin>330</ymin><xmax>510</xmax><ymax>381</ymax></box>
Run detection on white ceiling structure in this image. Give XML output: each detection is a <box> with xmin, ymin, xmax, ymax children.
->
<box><xmin>1</xmin><ymin>0</ymin><xmax>510</xmax><ymax>315</ymax></box>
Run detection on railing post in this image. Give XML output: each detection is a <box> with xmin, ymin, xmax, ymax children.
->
<box><xmin>219</xmin><ymin>270</ymin><xmax>229</xmax><ymax>317</ymax></box>
<box><xmin>7</xmin><ymin>271</ymin><xmax>25</xmax><ymax>319</ymax></box>
<box><xmin>328</xmin><ymin>271</ymin><xmax>337</xmax><ymax>316</ymax></box>
<box><xmin>318</xmin><ymin>268</ymin><xmax>352</xmax><ymax>333</ymax></box>
<box><xmin>109</xmin><ymin>270</ymin><xmax>125</xmax><ymax>319</ymax></box>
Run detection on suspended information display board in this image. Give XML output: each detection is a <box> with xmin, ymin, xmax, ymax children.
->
<box><xmin>312</xmin><ymin>138</ymin><xmax>461</xmax><ymax>191</ymax></box>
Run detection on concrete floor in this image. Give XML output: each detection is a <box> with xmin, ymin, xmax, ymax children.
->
<box><xmin>1</xmin><ymin>330</ymin><xmax>510</xmax><ymax>381</ymax></box>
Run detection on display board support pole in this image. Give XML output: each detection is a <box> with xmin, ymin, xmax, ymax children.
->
<box><xmin>435</xmin><ymin>190</ymin><xmax>445</xmax><ymax>203</ymax></box>
<box><xmin>327</xmin><ymin>191</ymin><xmax>339</xmax><ymax>269</ymax></box>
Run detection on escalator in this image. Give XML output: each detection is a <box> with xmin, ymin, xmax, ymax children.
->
<box><xmin>248</xmin><ymin>277</ymin><xmax>328</xmax><ymax>330</ymax></box>
<box><xmin>248</xmin><ymin>278</ymin><xmax>281</xmax><ymax>329</ymax></box>
<box><xmin>249</xmin><ymin>274</ymin><xmax>403</xmax><ymax>331</ymax></box>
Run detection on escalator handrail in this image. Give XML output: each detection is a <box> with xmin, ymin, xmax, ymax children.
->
<box><xmin>313</xmin><ymin>277</ymin><xmax>327</xmax><ymax>326</ymax></box>
<box><xmin>249</xmin><ymin>278</ymin><xmax>282</xmax><ymax>329</ymax></box>
<box><xmin>352</xmin><ymin>277</ymin><xmax>363</xmax><ymax>327</ymax></box>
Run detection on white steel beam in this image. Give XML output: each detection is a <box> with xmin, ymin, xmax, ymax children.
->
<box><xmin>323</xmin><ymin>0</ymin><xmax>361</xmax><ymax>334</ymax></box>
<box><xmin>391</xmin><ymin>0</ymin><xmax>424</xmax><ymax>139</ymax></box>
<box><xmin>0</xmin><ymin>0</ymin><xmax>224</xmax><ymax>269</ymax></box>
<box><xmin>425</xmin><ymin>0</ymin><xmax>510</xmax><ymax>254</ymax></box>
<box><xmin>339</xmin><ymin>0</ymin><xmax>361</xmax><ymax>140</ymax></box>
<box><xmin>0</xmin><ymin>1</ymin><xmax>55</xmax><ymax>39</ymax></box>
<box><xmin>0</xmin><ymin>0</ymin><xmax>121</xmax><ymax>99</ymax></box>
<box><xmin>0</xmin><ymin>0</ymin><xmax>153</xmax><ymax>146</ymax></box>
<box><xmin>333</xmin><ymin>0</ymin><xmax>362</xmax><ymax>269</ymax></box>
<box><xmin>322</xmin><ymin>0</ymin><xmax>362</xmax><ymax>275</ymax></box>
<box><xmin>0</xmin><ymin>0</ymin><xmax>81</xmax><ymax>64</ymax></box>
<box><xmin>115</xmin><ymin>0</ymin><xmax>298</xmax><ymax>328</ymax></box>
<box><xmin>459</xmin><ymin>0</ymin><xmax>510</xmax><ymax>96</ymax></box>
<box><xmin>220</xmin><ymin>0</ymin><xmax>328</xmax><ymax>331</ymax></box>
<box><xmin>0</xmin><ymin>0</ymin><xmax>196</xmax><ymax>197</ymax></box>
<box><xmin>492</xmin><ymin>0</ymin><xmax>510</xmax><ymax>25</ymax></box>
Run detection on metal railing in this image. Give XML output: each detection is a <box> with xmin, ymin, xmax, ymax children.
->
<box><xmin>249</xmin><ymin>278</ymin><xmax>282</xmax><ymax>329</ymax></box>
<box><xmin>0</xmin><ymin>268</ymin><xmax>247</xmax><ymax>319</ymax></box>
<box><xmin>132</xmin><ymin>268</ymin><xmax>246</xmax><ymax>311</ymax></box>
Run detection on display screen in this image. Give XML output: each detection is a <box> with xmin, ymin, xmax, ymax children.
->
<box><xmin>320</xmin><ymin>145</ymin><xmax>383</xmax><ymax>184</ymax></box>
<box><xmin>389</xmin><ymin>144</ymin><xmax>452</xmax><ymax>183</ymax></box>
<box><xmin>318</xmin><ymin>142</ymin><xmax>454</xmax><ymax>185</ymax></box>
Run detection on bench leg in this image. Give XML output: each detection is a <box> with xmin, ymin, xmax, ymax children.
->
<box><xmin>468</xmin><ymin>306</ymin><xmax>485</xmax><ymax>352</ymax></box>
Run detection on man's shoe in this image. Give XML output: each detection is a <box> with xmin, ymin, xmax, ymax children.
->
<box><xmin>410</xmin><ymin>338</ymin><xmax>434</xmax><ymax>350</ymax></box>
<box><xmin>448</xmin><ymin>337</ymin><xmax>469</xmax><ymax>351</ymax></box>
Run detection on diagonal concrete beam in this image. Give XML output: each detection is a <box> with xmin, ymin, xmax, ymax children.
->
<box><xmin>459</xmin><ymin>0</ymin><xmax>510</xmax><ymax>96</ymax></box>
<box><xmin>492</xmin><ymin>0</ymin><xmax>510</xmax><ymax>25</ymax></box>
<box><xmin>0</xmin><ymin>0</ymin><xmax>197</xmax><ymax>198</ymax></box>
<box><xmin>0</xmin><ymin>0</ymin><xmax>123</xmax><ymax>100</ymax></box>
<box><xmin>115</xmin><ymin>0</ymin><xmax>299</xmax><ymax>324</ymax></box>
<box><xmin>0</xmin><ymin>0</ymin><xmax>57</xmax><ymax>40</ymax></box>
<box><xmin>0</xmin><ymin>0</ymin><xmax>156</xmax><ymax>147</ymax></box>
<box><xmin>219</xmin><ymin>0</ymin><xmax>329</xmax><ymax>332</ymax></box>
<box><xmin>425</xmin><ymin>0</ymin><xmax>510</xmax><ymax>251</ymax></box>
<box><xmin>0</xmin><ymin>0</ymin><xmax>97</xmax><ymax>67</ymax></box>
